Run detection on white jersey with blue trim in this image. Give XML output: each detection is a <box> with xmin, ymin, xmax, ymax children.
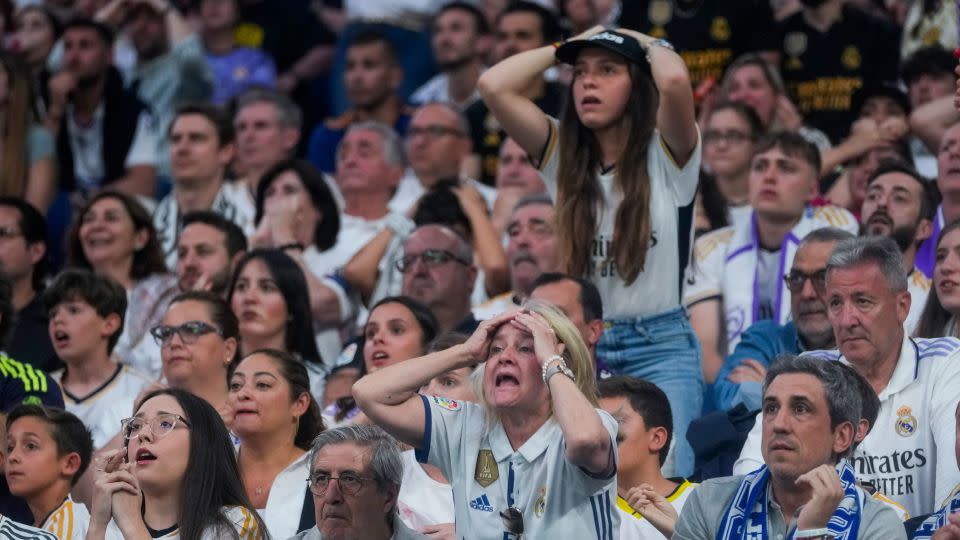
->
<box><xmin>52</xmin><ymin>364</ymin><xmax>151</xmax><ymax>448</ymax></box>
<box><xmin>415</xmin><ymin>395</ymin><xmax>621</xmax><ymax>540</ymax></box>
<box><xmin>733</xmin><ymin>336</ymin><xmax>960</xmax><ymax>517</ymax></box>
<box><xmin>682</xmin><ymin>205</ymin><xmax>858</xmax><ymax>353</ymax></box>
<box><xmin>537</xmin><ymin>118</ymin><xmax>702</xmax><ymax>319</ymax></box>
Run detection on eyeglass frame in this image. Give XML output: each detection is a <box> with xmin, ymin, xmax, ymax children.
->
<box><xmin>150</xmin><ymin>320</ymin><xmax>223</xmax><ymax>347</ymax></box>
<box><xmin>783</xmin><ymin>268</ymin><xmax>828</xmax><ymax>295</ymax></box>
<box><xmin>395</xmin><ymin>249</ymin><xmax>471</xmax><ymax>273</ymax></box>
<box><xmin>406</xmin><ymin>124</ymin><xmax>465</xmax><ymax>140</ymax></box>
<box><xmin>306</xmin><ymin>470</ymin><xmax>375</xmax><ymax>497</ymax></box>
<box><xmin>120</xmin><ymin>413</ymin><xmax>191</xmax><ymax>440</ymax></box>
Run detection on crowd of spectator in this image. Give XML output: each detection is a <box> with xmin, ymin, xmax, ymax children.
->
<box><xmin>0</xmin><ymin>0</ymin><xmax>958</xmax><ymax>539</ymax></box>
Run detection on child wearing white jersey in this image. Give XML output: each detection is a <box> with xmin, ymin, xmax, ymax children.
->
<box><xmin>44</xmin><ymin>270</ymin><xmax>150</xmax><ymax>449</ymax></box>
<box><xmin>476</xmin><ymin>23</ymin><xmax>702</xmax><ymax>477</ymax></box>
<box><xmin>4</xmin><ymin>405</ymin><xmax>93</xmax><ymax>540</ymax></box>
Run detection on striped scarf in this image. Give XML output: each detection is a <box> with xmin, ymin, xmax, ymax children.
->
<box><xmin>912</xmin><ymin>487</ymin><xmax>960</xmax><ymax>540</ymax></box>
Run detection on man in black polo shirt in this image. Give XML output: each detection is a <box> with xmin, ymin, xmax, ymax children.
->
<box><xmin>776</xmin><ymin>0</ymin><xmax>900</xmax><ymax>143</ymax></box>
<box><xmin>619</xmin><ymin>0</ymin><xmax>779</xmax><ymax>89</ymax></box>
<box><xmin>464</xmin><ymin>1</ymin><xmax>565</xmax><ymax>186</ymax></box>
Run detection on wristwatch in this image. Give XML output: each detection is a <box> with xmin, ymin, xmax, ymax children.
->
<box><xmin>542</xmin><ymin>355</ymin><xmax>575</xmax><ymax>384</ymax></box>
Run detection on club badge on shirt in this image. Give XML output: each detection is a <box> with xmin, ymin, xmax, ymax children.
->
<box><xmin>895</xmin><ymin>405</ymin><xmax>918</xmax><ymax>437</ymax></box>
<box><xmin>475</xmin><ymin>449</ymin><xmax>499</xmax><ymax>487</ymax></box>
<box><xmin>534</xmin><ymin>486</ymin><xmax>547</xmax><ymax>518</ymax></box>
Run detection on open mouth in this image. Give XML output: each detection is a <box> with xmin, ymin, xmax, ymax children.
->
<box><xmin>580</xmin><ymin>96</ymin><xmax>601</xmax><ymax>107</ymax></box>
<box><xmin>136</xmin><ymin>448</ymin><xmax>157</xmax><ymax>464</ymax></box>
<box><xmin>495</xmin><ymin>374</ymin><xmax>520</xmax><ymax>387</ymax></box>
<box><xmin>52</xmin><ymin>330</ymin><xmax>70</xmax><ymax>347</ymax></box>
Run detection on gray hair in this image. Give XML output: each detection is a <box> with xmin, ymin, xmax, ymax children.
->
<box><xmin>826</xmin><ymin>236</ymin><xmax>908</xmax><ymax>293</ymax></box>
<box><xmin>408</xmin><ymin>224</ymin><xmax>474</xmax><ymax>264</ymax></box>
<box><xmin>800</xmin><ymin>227</ymin><xmax>856</xmax><ymax>247</ymax></box>
<box><xmin>307</xmin><ymin>425</ymin><xmax>404</xmax><ymax>491</ymax></box>
<box><xmin>235</xmin><ymin>87</ymin><xmax>303</xmax><ymax>130</ymax></box>
<box><xmin>763</xmin><ymin>355</ymin><xmax>862</xmax><ymax>459</ymax></box>
<box><xmin>342</xmin><ymin>121</ymin><xmax>407</xmax><ymax>168</ymax></box>
<box><xmin>512</xmin><ymin>193</ymin><xmax>553</xmax><ymax>214</ymax></box>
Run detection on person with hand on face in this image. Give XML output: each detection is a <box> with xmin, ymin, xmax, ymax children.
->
<box><xmin>479</xmin><ymin>20</ymin><xmax>702</xmax><ymax>476</ymax></box>
<box><xmin>153</xmin><ymin>291</ymin><xmax>238</xmax><ymax>420</ymax></box>
<box><xmin>713</xmin><ymin>228</ymin><xmax>854</xmax><ymax>412</ymax></box>
<box><xmin>674</xmin><ymin>355</ymin><xmax>906</xmax><ymax>539</ymax></box>
<box><xmin>3</xmin><ymin>405</ymin><xmax>92</xmax><ymax>540</ymax></box>
<box><xmin>354</xmin><ymin>301</ymin><xmax>619</xmax><ymax>540</ymax></box>
<box><xmin>175</xmin><ymin>211</ymin><xmax>247</xmax><ymax>296</ymax></box>
<box><xmin>735</xmin><ymin>237</ymin><xmax>960</xmax><ymax>518</ymax></box>
<box><xmin>291</xmin><ymin>424</ymin><xmax>428</xmax><ymax>540</ymax></box>
<box><xmin>230</xmin><ymin>350</ymin><xmax>325</xmax><ymax>540</ymax></box>
<box><xmin>67</xmin><ymin>191</ymin><xmax>178</xmax><ymax>378</ymax></box>
<box><xmin>86</xmin><ymin>388</ymin><xmax>265</xmax><ymax>540</ymax></box>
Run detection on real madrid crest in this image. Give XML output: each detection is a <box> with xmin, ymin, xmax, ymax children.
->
<box><xmin>895</xmin><ymin>405</ymin><xmax>918</xmax><ymax>437</ymax></box>
<box><xmin>784</xmin><ymin>32</ymin><xmax>807</xmax><ymax>57</ymax></box>
<box><xmin>474</xmin><ymin>449</ymin><xmax>499</xmax><ymax>487</ymax></box>
<box><xmin>710</xmin><ymin>17</ymin><xmax>730</xmax><ymax>42</ymax></box>
<box><xmin>841</xmin><ymin>45</ymin><xmax>861</xmax><ymax>70</ymax></box>
<box><xmin>534</xmin><ymin>486</ymin><xmax>547</xmax><ymax>518</ymax></box>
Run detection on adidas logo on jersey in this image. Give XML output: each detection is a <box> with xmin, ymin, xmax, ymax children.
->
<box><xmin>469</xmin><ymin>494</ymin><xmax>494</xmax><ymax>512</ymax></box>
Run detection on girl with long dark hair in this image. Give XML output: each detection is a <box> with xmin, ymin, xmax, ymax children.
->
<box><xmin>915</xmin><ymin>219</ymin><xmax>960</xmax><ymax>338</ymax></box>
<box><xmin>477</xmin><ymin>26</ymin><xmax>702</xmax><ymax>476</ymax></box>
<box><xmin>86</xmin><ymin>388</ymin><xmax>265</xmax><ymax>540</ymax></box>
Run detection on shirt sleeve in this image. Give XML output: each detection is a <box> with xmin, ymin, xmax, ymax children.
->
<box><xmin>123</xmin><ymin>111</ymin><xmax>159</xmax><ymax>168</ymax></box>
<box><xmin>535</xmin><ymin>117</ymin><xmax>560</xmax><ymax>201</ymax></box>
<box><xmin>859</xmin><ymin>497</ymin><xmax>909</xmax><ymax>540</ymax></box>
<box><xmin>682</xmin><ymin>228</ymin><xmax>728</xmax><ymax>307</ymax></box>
<box><xmin>930</xmin><ymin>350</ymin><xmax>960</xmax><ymax>509</ymax></box>
<box><xmin>27</xmin><ymin>124</ymin><xmax>54</xmax><ymax>165</ymax></box>
<box><xmin>671</xmin><ymin>483</ymin><xmax>713</xmax><ymax>539</ymax></box>
<box><xmin>713</xmin><ymin>321</ymin><xmax>779</xmax><ymax>411</ymax></box>
<box><xmin>415</xmin><ymin>394</ymin><xmax>472</xmax><ymax>480</ymax></box>
<box><xmin>564</xmin><ymin>409</ymin><xmax>619</xmax><ymax>496</ymax></box>
<box><xmin>651</xmin><ymin>127</ymin><xmax>702</xmax><ymax>206</ymax></box>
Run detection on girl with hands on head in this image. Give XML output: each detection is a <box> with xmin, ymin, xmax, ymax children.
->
<box><xmin>353</xmin><ymin>301</ymin><xmax>620</xmax><ymax>540</ymax></box>
<box><xmin>87</xmin><ymin>388</ymin><xmax>265</xmax><ymax>540</ymax></box>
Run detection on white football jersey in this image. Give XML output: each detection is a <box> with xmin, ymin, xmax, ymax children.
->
<box><xmin>52</xmin><ymin>364</ymin><xmax>151</xmax><ymax>448</ymax></box>
<box><xmin>41</xmin><ymin>495</ymin><xmax>89</xmax><ymax>540</ymax></box>
<box><xmin>103</xmin><ymin>506</ymin><xmax>260</xmax><ymax>539</ymax></box>
<box><xmin>617</xmin><ymin>479</ymin><xmax>696</xmax><ymax>540</ymax></box>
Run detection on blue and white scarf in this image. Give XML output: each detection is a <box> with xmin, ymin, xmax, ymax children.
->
<box><xmin>716</xmin><ymin>460</ymin><xmax>862</xmax><ymax>540</ymax></box>
<box><xmin>912</xmin><ymin>486</ymin><xmax>960</xmax><ymax>539</ymax></box>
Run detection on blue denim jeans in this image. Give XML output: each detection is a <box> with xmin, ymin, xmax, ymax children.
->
<box><xmin>597</xmin><ymin>306</ymin><xmax>703</xmax><ymax>478</ymax></box>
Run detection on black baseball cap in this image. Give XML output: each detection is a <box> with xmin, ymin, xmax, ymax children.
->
<box><xmin>555</xmin><ymin>30</ymin><xmax>649</xmax><ymax>69</ymax></box>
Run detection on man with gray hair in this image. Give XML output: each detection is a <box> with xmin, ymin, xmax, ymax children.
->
<box><xmin>676</xmin><ymin>355</ymin><xmax>905</xmax><ymax>539</ymax></box>
<box><xmin>233</xmin><ymin>88</ymin><xmax>302</xmax><ymax>195</ymax></box>
<box><xmin>399</xmin><ymin>224</ymin><xmax>478</xmax><ymax>334</ymax></box>
<box><xmin>290</xmin><ymin>424</ymin><xmax>427</xmax><ymax>540</ymax></box>
<box><xmin>713</xmin><ymin>227</ymin><xmax>855</xmax><ymax>411</ymax></box>
<box><xmin>735</xmin><ymin>236</ymin><xmax>960</xmax><ymax>518</ymax></box>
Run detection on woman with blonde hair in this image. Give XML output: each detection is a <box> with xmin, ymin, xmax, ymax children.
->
<box><xmin>354</xmin><ymin>301</ymin><xmax>619</xmax><ymax>540</ymax></box>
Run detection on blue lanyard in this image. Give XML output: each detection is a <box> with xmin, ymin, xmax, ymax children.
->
<box><xmin>502</xmin><ymin>462</ymin><xmax>518</xmax><ymax>540</ymax></box>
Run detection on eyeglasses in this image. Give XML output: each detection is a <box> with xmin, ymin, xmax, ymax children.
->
<box><xmin>500</xmin><ymin>506</ymin><xmax>524</xmax><ymax>536</ymax></box>
<box><xmin>406</xmin><ymin>125</ymin><xmax>465</xmax><ymax>139</ymax></box>
<box><xmin>395</xmin><ymin>249</ymin><xmax>470</xmax><ymax>273</ymax></box>
<box><xmin>306</xmin><ymin>471</ymin><xmax>372</xmax><ymax>496</ymax></box>
<box><xmin>0</xmin><ymin>226</ymin><xmax>23</xmax><ymax>240</ymax></box>
<box><xmin>120</xmin><ymin>413</ymin><xmax>190</xmax><ymax>440</ymax></box>
<box><xmin>150</xmin><ymin>321</ymin><xmax>222</xmax><ymax>346</ymax></box>
<box><xmin>703</xmin><ymin>129</ymin><xmax>754</xmax><ymax>145</ymax></box>
<box><xmin>783</xmin><ymin>269</ymin><xmax>828</xmax><ymax>294</ymax></box>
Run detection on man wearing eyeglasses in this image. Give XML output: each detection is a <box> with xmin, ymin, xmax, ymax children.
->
<box><xmin>391</xmin><ymin>103</ymin><xmax>497</xmax><ymax>214</ymax></box>
<box><xmin>399</xmin><ymin>224</ymin><xmax>478</xmax><ymax>334</ymax></box>
<box><xmin>858</xmin><ymin>163</ymin><xmax>936</xmax><ymax>334</ymax></box>
<box><xmin>712</xmin><ymin>228</ymin><xmax>853</xmax><ymax>412</ymax></box>
<box><xmin>291</xmin><ymin>424</ymin><xmax>427</xmax><ymax>540</ymax></box>
<box><xmin>684</xmin><ymin>132</ymin><xmax>859</xmax><ymax>387</ymax></box>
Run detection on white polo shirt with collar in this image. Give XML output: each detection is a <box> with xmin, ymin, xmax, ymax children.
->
<box><xmin>733</xmin><ymin>336</ymin><xmax>960</xmax><ymax>517</ymax></box>
<box><xmin>415</xmin><ymin>394</ymin><xmax>620</xmax><ymax>540</ymax></box>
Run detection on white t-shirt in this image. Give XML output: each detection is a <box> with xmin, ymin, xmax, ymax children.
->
<box><xmin>683</xmin><ymin>205</ymin><xmax>858</xmax><ymax>352</ymax></box>
<box><xmin>153</xmin><ymin>181</ymin><xmax>256</xmax><ymax>269</ymax></box>
<box><xmin>398</xmin><ymin>449</ymin><xmax>456</xmax><ymax>531</ymax></box>
<box><xmin>734</xmin><ymin>336</ymin><xmax>960</xmax><ymax>517</ymax></box>
<box><xmin>617</xmin><ymin>479</ymin><xmax>697</xmax><ymax>540</ymax></box>
<box><xmin>41</xmin><ymin>495</ymin><xmax>90</xmax><ymax>540</ymax></box>
<box><xmin>410</xmin><ymin>73</ymin><xmax>483</xmax><ymax>110</ymax></box>
<box><xmin>103</xmin><ymin>505</ymin><xmax>260</xmax><ymax>539</ymax></box>
<box><xmin>538</xmin><ymin>120</ymin><xmax>702</xmax><ymax>319</ymax></box>
<box><xmin>416</xmin><ymin>394</ymin><xmax>620</xmax><ymax>540</ymax></box>
<box><xmin>66</xmin><ymin>103</ymin><xmax>158</xmax><ymax>192</ymax></box>
<box><xmin>52</xmin><ymin>364</ymin><xmax>151</xmax><ymax>448</ymax></box>
<box><xmin>257</xmin><ymin>452</ymin><xmax>311</xmax><ymax>540</ymax></box>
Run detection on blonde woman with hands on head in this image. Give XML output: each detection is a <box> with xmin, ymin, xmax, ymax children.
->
<box><xmin>353</xmin><ymin>302</ymin><xmax>619</xmax><ymax>540</ymax></box>
<box><xmin>476</xmin><ymin>23</ymin><xmax>702</xmax><ymax>476</ymax></box>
